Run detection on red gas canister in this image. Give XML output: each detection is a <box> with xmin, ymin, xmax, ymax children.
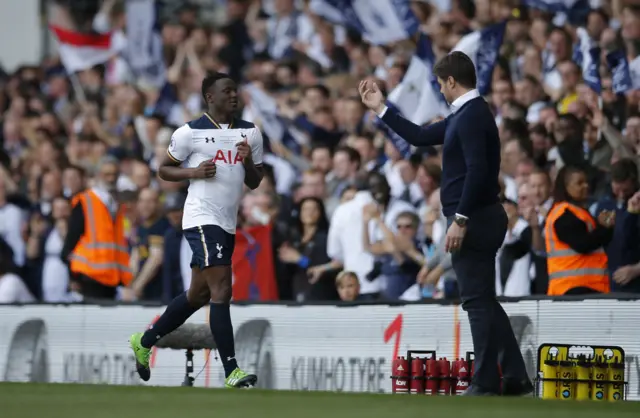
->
<box><xmin>425</xmin><ymin>357</ymin><xmax>439</xmax><ymax>395</ymax></box>
<box><xmin>455</xmin><ymin>359</ymin><xmax>470</xmax><ymax>395</ymax></box>
<box><xmin>410</xmin><ymin>358</ymin><xmax>425</xmax><ymax>394</ymax></box>
<box><xmin>438</xmin><ymin>358</ymin><xmax>451</xmax><ymax>395</ymax></box>
<box><xmin>450</xmin><ymin>359</ymin><xmax>460</xmax><ymax>395</ymax></box>
<box><xmin>391</xmin><ymin>357</ymin><xmax>409</xmax><ymax>394</ymax></box>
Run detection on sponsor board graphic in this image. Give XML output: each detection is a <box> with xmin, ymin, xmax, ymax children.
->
<box><xmin>0</xmin><ymin>300</ymin><xmax>638</xmax><ymax>399</ymax></box>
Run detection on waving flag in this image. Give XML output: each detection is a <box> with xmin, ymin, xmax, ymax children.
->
<box><xmin>606</xmin><ymin>50</ymin><xmax>633</xmax><ymax>95</ymax></box>
<box><xmin>125</xmin><ymin>0</ymin><xmax>166</xmax><ymax>89</ymax></box>
<box><xmin>244</xmin><ymin>84</ymin><xmax>286</xmax><ymax>142</ymax></box>
<box><xmin>452</xmin><ymin>21</ymin><xmax>506</xmax><ymax>95</ymax></box>
<box><xmin>243</xmin><ymin>84</ymin><xmax>307</xmax><ymax>154</ymax></box>
<box><xmin>523</xmin><ymin>0</ymin><xmax>590</xmax><ymax>25</ymax></box>
<box><xmin>388</xmin><ymin>33</ymin><xmax>449</xmax><ymax>124</ymax></box>
<box><xmin>412</xmin><ymin>33</ymin><xmax>450</xmax><ymax>125</ymax></box>
<box><xmin>574</xmin><ymin>27</ymin><xmax>601</xmax><ymax>93</ymax></box>
<box><xmin>48</xmin><ymin>1</ymin><xmax>114</xmax><ymax>73</ymax></box>
<box><xmin>309</xmin><ymin>0</ymin><xmax>419</xmax><ymax>45</ymax></box>
<box><xmin>380</xmin><ymin>33</ymin><xmax>449</xmax><ymax>156</ymax></box>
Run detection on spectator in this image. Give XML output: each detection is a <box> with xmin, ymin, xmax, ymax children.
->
<box><xmin>0</xmin><ymin>250</ymin><xmax>35</xmax><ymax>304</ymax></box>
<box><xmin>0</xmin><ymin>179</ymin><xmax>26</xmax><ymax>269</ymax></box>
<box><xmin>591</xmin><ymin>159</ymin><xmax>640</xmax><ymax>292</ymax></box>
<box><xmin>62</xmin><ymin>157</ymin><xmax>132</xmax><ymax>300</ymax></box>
<box><xmin>496</xmin><ymin>199</ymin><xmax>534</xmax><ymax>297</ymax></box>
<box><xmin>278</xmin><ymin>197</ymin><xmax>336</xmax><ymax>301</ymax></box>
<box><xmin>544</xmin><ymin>166</ymin><xmax>614</xmax><ymax>296</ymax></box>
<box><xmin>335</xmin><ymin>270</ymin><xmax>360</xmax><ymax>302</ymax></box>
<box><xmin>62</xmin><ymin>165</ymin><xmax>87</xmax><ymax>198</ymax></box>
<box><xmin>362</xmin><ymin>209</ymin><xmax>424</xmax><ymax>301</ymax></box>
<box><xmin>126</xmin><ymin>187</ymin><xmax>170</xmax><ymax>302</ymax></box>
<box><xmin>161</xmin><ymin>193</ymin><xmax>189</xmax><ymax>304</ymax></box>
<box><xmin>326</xmin><ymin>146</ymin><xmax>360</xmax><ymax>201</ymax></box>
<box><xmin>27</xmin><ymin>196</ymin><xmax>72</xmax><ymax>302</ymax></box>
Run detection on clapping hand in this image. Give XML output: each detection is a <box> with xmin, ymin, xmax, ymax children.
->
<box><xmin>597</xmin><ymin>210</ymin><xmax>616</xmax><ymax>228</ymax></box>
<box><xmin>628</xmin><ymin>191</ymin><xmax>640</xmax><ymax>214</ymax></box>
<box><xmin>358</xmin><ymin>80</ymin><xmax>386</xmax><ymax>114</ymax></box>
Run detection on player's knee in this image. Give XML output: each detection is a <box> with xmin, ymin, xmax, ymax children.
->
<box><xmin>186</xmin><ymin>285</ymin><xmax>211</xmax><ymax>307</ymax></box>
<box><xmin>208</xmin><ymin>280</ymin><xmax>232</xmax><ymax>303</ymax></box>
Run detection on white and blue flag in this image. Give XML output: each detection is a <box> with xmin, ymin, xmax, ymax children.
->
<box><xmin>243</xmin><ymin>84</ymin><xmax>307</xmax><ymax>154</ymax></box>
<box><xmin>309</xmin><ymin>0</ymin><xmax>419</xmax><ymax>45</ymax></box>
<box><xmin>523</xmin><ymin>0</ymin><xmax>590</xmax><ymax>25</ymax></box>
<box><xmin>387</xmin><ymin>36</ymin><xmax>450</xmax><ymax>126</ymax></box>
<box><xmin>606</xmin><ymin>50</ymin><xmax>633</xmax><ymax>95</ymax></box>
<box><xmin>125</xmin><ymin>0</ymin><xmax>165</xmax><ymax>89</ymax></box>
<box><xmin>377</xmin><ymin>33</ymin><xmax>449</xmax><ymax>156</ymax></box>
<box><xmin>573</xmin><ymin>27</ymin><xmax>601</xmax><ymax>93</ymax></box>
<box><xmin>452</xmin><ymin>21</ymin><xmax>507</xmax><ymax>95</ymax></box>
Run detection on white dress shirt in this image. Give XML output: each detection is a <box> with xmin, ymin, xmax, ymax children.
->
<box><xmin>327</xmin><ymin>191</ymin><xmax>379</xmax><ymax>294</ymax></box>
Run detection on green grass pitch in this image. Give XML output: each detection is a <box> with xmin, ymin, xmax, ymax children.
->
<box><xmin>2</xmin><ymin>383</ymin><xmax>639</xmax><ymax>418</ymax></box>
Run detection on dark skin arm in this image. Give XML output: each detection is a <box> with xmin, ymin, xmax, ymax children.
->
<box><xmin>159</xmin><ymin>151</ymin><xmax>216</xmax><ymax>182</ymax></box>
<box><xmin>236</xmin><ymin>141</ymin><xmax>264</xmax><ymax>190</ymax></box>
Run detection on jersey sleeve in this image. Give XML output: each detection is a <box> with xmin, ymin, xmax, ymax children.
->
<box><xmin>249</xmin><ymin>127</ymin><xmax>264</xmax><ymax>165</ymax></box>
<box><xmin>167</xmin><ymin>124</ymin><xmax>192</xmax><ymax>163</ymax></box>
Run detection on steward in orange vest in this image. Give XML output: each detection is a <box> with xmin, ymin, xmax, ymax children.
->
<box><xmin>67</xmin><ymin>189</ymin><xmax>132</xmax><ymax>290</ymax></box>
<box><xmin>544</xmin><ymin>201</ymin><xmax>610</xmax><ymax>295</ymax></box>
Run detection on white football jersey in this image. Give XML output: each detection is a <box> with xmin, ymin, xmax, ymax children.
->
<box><xmin>167</xmin><ymin>113</ymin><xmax>264</xmax><ymax>234</ymax></box>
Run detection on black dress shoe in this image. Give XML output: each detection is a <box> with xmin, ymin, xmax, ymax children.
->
<box><xmin>502</xmin><ymin>379</ymin><xmax>534</xmax><ymax>396</ymax></box>
<box><xmin>461</xmin><ymin>385</ymin><xmax>499</xmax><ymax>396</ymax></box>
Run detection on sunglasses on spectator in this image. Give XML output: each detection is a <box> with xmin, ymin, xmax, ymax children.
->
<box><xmin>396</xmin><ymin>223</ymin><xmax>414</xmax><ymax>229</ymax></box>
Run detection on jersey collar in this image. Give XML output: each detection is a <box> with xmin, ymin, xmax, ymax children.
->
<box><xmin>204</xmin><ymin>112</ymin><xmax>233</xmax><ymax>129</ymax></box>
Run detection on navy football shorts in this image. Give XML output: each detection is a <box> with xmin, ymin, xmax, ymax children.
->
<box><xmin>183</xmin><ymin>224</ymin><xmax>235</xmax><ymax>268</ymax></box>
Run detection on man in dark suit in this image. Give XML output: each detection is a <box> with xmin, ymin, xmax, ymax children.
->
<box><xmin>358</xmin><ymin>51</ymin><xmax>531</xmax><ymax>396</ymax></box>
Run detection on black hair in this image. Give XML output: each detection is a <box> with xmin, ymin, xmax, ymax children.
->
<box><xmin>503</xmin><ymin>118</ymin><xmax>529</xmax><ymax>140</ymax></box>
<box><xmin>433</xmin><ymin>51</ymin><xmax>477</xmax><ymax>89</ymax></box>
<box><xmin>304</xmin><ymin>84</ymin><xmax>331</xmax><ymax>99</ymax></box>
<box><xmin>201</xmin><ymin>72</ymin><xmax>232</xmax><ymax>102</ymax></box>
<box><xmin>335</xmin><ymin>146</ymin><xmax>361</xmax><ymax>168</ymax></box>
<box><xmin>552</xmin><ymin>165</ymin><xmax>588</xmax><ymax>203</ymax></box>
<box><xmin>611</xmin><ymin>158</ymin><xmax>638</xmax><ymax>184</ymax></box>
<box><xmin>295</xmin><ymin>197</ymin><xmax>329</xmax><ymax>233</ymax></box>
<box><xmin>589</xmin><ymin>8</ymin><xmax>609</xmax><ymax>23</ymax></box>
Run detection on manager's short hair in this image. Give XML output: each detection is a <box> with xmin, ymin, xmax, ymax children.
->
<box><xmin>433</xmin><ymin>51</ymin><xmax>477</xmax><ymax>89</ymax></box>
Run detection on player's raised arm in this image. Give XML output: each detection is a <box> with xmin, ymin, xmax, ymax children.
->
<box><xmin>159</xmin><ymin>124</ymin><xmax>216</xmax><ymax>182</ymax></box>
<box><xmin>237</xmin><ymin>127</ymin><xmax>264</xmax><ymax>190</ymax></box>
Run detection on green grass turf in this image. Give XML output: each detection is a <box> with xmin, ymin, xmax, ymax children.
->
<box><xmin>2</xmin><ymin>383</ymin><xmax>639</xmax><ymax>418</ymax></box>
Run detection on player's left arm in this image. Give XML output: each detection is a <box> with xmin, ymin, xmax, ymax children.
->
<box><xmin>240</xmin><ymin>127</ymin><xmax>265</xmax><ymax>190</ymax></box>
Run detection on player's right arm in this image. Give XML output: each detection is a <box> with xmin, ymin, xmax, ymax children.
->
<box><xmin>159</xmin><ymin>124</ymin><xmax>216</xmax><ymax>182</ymax></box>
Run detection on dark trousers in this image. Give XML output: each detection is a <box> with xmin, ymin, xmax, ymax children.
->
<box><xmin>565</xmin><ymin>287</ymin><xmax>601</xmax><ymax>295</ymax></box>
<box><xmin>72</xmin><ymin>274</ymin><xmax>117</xmax><ymax>301</ymax></box>
<box><xmin>448</xmin><ymin>203</ymin><xmax>528</xmax><ymax>392</ymax></box>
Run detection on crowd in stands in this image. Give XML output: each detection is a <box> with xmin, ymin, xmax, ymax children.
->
<box><xmin>1</xmin><ymin>0</ymin><xmax>640</xmax><ymax>304</ymax></box>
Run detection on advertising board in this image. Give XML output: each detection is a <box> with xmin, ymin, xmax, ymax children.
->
<box><xmin>1</xmin><ymin>300</ymin><xmax>638</xmax><ymax>399</ymax></box>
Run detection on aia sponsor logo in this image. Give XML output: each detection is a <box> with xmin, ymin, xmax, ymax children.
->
<box><xmin>212</xmin><ymin>150</ymin><xmax>243</xmax><ymax>165</ymax></box>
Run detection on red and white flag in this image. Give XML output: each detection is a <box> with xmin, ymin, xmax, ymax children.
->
<box><xmin>48</xmin><ymin>3</ymin><xmax>114</xmax><ymax>73</ymax></box>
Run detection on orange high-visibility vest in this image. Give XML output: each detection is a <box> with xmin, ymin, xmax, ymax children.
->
<box><xmin>70</xmin><ymin>190</ymin><xmax>133</xmax><ymax>287</ymax></box>
<box><xmin>544</xmin><ymin>202</ymin><xmax>609</xmax><ymax>296</ymax></box>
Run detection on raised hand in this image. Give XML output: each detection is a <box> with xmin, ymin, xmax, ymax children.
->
<box><xmin>358</xmin><ymin>80</ymin><xmax>386</xmax><ymax>114</ymax></box>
